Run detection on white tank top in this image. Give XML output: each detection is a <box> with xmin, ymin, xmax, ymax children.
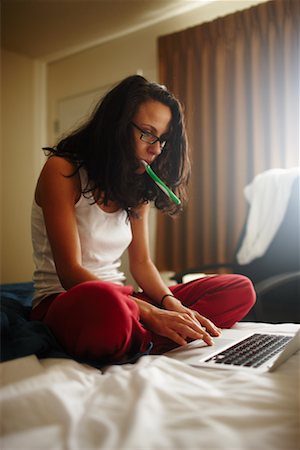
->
<box><xmin>31</xmin><ymin>169</ymin><xmax>132</xmax><ymax>306</ymax></box>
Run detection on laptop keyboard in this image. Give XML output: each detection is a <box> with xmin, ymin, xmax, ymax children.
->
<box><xmin>205</xmin><ymin>333</ymin><xmax>292</xmax><ymax>368</ymax></box>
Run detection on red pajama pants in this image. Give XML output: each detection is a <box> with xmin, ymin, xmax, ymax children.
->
<box><xmin>30</xmin><ymin>274</ymin><xmax>255</xmax><ymax>362</ymax></box>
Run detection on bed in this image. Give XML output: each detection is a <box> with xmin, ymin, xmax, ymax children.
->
<box><xmin>1</xmin><ymin>283</ymin><xmax>299</xmax><ymax>450</ymax></box>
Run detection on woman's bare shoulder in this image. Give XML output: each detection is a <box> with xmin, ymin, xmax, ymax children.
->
<box><xmin>41</xmin><ymin>156</ymin><xmax>77</xmax><ymax>175</ymax></box>
<box><xmin>36</xmin><ymin>156</ymin><xmax>81</xmax><ymax>205</ymax></box>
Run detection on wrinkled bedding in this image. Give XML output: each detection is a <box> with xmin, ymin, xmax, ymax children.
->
<box><xmin>1</xmin><ymin>322</ymin><xmax>299</xmax><ymax>450</ymax></box>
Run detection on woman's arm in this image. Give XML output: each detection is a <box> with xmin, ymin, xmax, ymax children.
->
<box><xmin>128</xmin><ymin>203</ymin><xmax>220</xmax><ymax>345</ymax></box>
<box><xmin>128</xmin><ymin>203</ymin><xmax>173</xmax><ymax>305</ymax></box>
<box><xmin>36</xmin><ymin>156</ymin><xmax>99</xmax><ymax>290</ymax></box>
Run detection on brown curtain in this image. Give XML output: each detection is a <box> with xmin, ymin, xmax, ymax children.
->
<box><xmin>156</xmin><ymin>0</ymin><xmax>299</xmax><ymax>273</ymax></box>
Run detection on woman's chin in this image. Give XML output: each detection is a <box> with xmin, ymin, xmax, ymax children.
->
<box><xmin>136</xmin><ymin>166</ymin><xmax>146</xmax><ymax>175</ymax></box>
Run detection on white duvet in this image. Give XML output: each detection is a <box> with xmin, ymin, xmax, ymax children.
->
<box><xmin>1</xmin><ymin>322</ymin><xmax>299</xmax><ymax>450</ymax></box>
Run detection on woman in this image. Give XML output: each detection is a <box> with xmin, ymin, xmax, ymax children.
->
<box><xmin>31</xmin><ymin>75</ymin><xmax>255</xmax><ymax>364</ymax></box>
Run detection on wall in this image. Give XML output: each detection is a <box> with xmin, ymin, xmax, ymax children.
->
<box><xmin>0</xmin><ymin>49</ymin><xmax>46</xmax><ymax>282</ymax></box>
<box><xmin>0</xmin><ymin>0</ymin><xmax>267</xmax><ymax>283</ymax></box>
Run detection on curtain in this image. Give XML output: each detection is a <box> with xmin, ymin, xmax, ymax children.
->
<box><xmin>156</xmin><ymin>0</ymin><xmax>299</xmax><ymax>273</ymax></box>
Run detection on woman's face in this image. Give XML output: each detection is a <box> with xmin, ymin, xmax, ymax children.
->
<box><xmin>132</xmin><ymin>100</ymin><xmax>172</xmax><ymax>173</ymax></box>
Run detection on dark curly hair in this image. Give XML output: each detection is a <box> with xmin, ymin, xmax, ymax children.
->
<box><xmin>44</xmin><ymin>75</ymin><xmax>190</xmax><ymax>215</ymax></box>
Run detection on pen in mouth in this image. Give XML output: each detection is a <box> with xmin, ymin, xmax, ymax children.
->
<box><xmin>141</xmin><ymin>160</ymin><xmax>181</xmax><ymax>205</ymax></box>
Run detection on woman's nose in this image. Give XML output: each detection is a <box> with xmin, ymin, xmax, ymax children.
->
<box><xmin>149</xmin><ymin>140</ymin><xmax>162</xmax><ymax>156</ymax></box>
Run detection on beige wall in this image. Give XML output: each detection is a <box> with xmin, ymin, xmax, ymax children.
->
<box><xmin>1</xmin><ymin>49</ymin><xmax>45</xmax><ymax>282</ymax></box>
<box><xmin>1</xmin><ymin>0</ymin><xmax>267</xmax><ymax>283</ymax></box>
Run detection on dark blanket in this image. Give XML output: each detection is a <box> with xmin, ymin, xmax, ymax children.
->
<box><xmin>1</xmin><ymin>283</ymin><xmax>68</xmax><ymax>362</ymax></box>
<box><xmin>0</xmin><ymin>282</ymin><xmax>152</xmax><ymax>368</ymax></box>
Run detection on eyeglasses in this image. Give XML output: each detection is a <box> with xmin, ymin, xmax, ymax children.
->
<box><xmin>131</xmin><ymin>122</ymin><xmax>167</xmax><ymax>150</ymax></box>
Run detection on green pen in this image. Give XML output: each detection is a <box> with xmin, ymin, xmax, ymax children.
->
<box><xmin>141</xmin><ymin>160</ymin><xmax>181</xmax><ymax>205</ymax></box>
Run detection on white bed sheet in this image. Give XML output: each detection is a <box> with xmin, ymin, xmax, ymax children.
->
<box><xmin>1</xmin><ymin>322</ymin><xmax>299</xmax><ymax>450</ymax></box>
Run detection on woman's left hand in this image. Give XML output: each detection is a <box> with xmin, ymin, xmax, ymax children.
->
<box><xmin>163</xmin><ymin>295</ymin><xmax>222</xmax><ymax>339</ymax></box>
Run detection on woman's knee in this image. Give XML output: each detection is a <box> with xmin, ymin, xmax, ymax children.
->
<box><xmin>44</xmin><ymin>280</ymin><xmax>138</xmax><ymax>360</ymax></box>
<box><xmin>230</xmin><ymin>274</ymin><xmax>256</xmax><ymax>308</ymax></box>
<box><xmin>220</xmin><ymin>274</ymin><xmax>256</xmax><ymax>324</ymax></box>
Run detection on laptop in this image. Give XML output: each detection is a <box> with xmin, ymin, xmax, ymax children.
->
<box><xmin>166</xmin><ymin>328</ymin><xmax>300</xmax><ymax>372</ymax></box>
